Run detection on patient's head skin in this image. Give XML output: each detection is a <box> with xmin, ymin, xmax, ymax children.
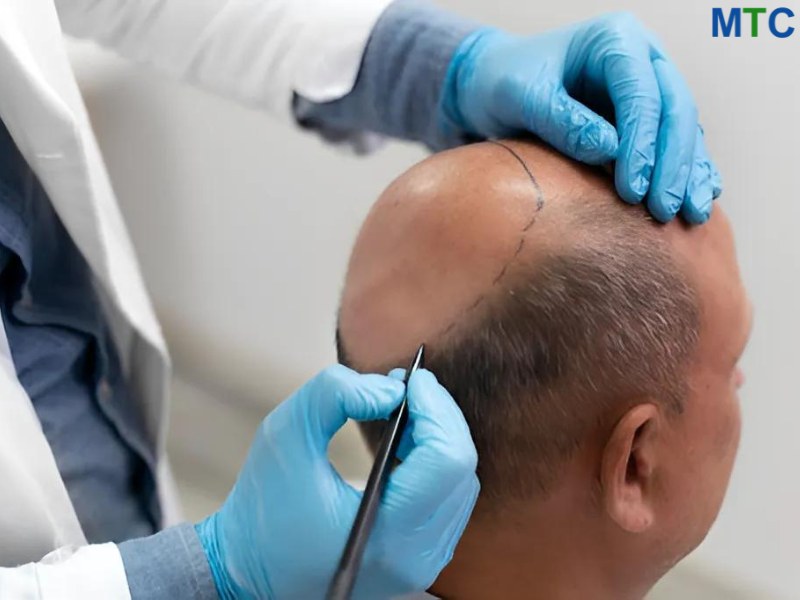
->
<box><xmin>337</xmin><ymin>141</ymin><xmax>751</xmax><ymax>600</ymax></box>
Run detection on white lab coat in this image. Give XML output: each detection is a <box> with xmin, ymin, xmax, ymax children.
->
<box><xmin>0</xmin><ymin>0</ymin><xmax>391</xmax><ymax>596</ymax></box>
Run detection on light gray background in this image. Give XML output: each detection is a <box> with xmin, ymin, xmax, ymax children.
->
<box><xmin>66</xmin><ymin>1</ymin><xmax>797</xmax><ymax>598</ymax></box>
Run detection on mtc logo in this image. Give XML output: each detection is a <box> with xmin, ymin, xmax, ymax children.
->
<box><xmin>712</xmin><ymin>7</ymin><xmax>795</xmax><ymax>37</ymax></box>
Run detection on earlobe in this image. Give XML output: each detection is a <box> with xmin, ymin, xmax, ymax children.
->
<box><xmin>600</xmin><ymin>403</ymin><xmax>661</xmax><ymax>534</ymax></box>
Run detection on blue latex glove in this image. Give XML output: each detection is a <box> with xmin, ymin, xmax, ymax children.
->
<box><xmin>441</xmin><ymin>12</ymin><xmax>722</xmax><ymax>223</ymax></box>
<box><xmin>195</xmin><ymin>365</ymin><xmax>479</xmax><ymax>599</ymax></box>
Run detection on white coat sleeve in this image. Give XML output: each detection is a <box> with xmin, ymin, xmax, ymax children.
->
<box><xmin>0</xmin><ymin>544</ymin><xmax>131</xmax><ymax>599</ymax></box>
<box><xmin>54</xmin><ymin>0</ymin><xmax>395</xmax><ymax>118</ymax></box>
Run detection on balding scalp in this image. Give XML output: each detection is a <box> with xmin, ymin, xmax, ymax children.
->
<box><xmin>339</xmin><ymin>141</ymin><xmax>700</xmax><ymax>506</ymax></box>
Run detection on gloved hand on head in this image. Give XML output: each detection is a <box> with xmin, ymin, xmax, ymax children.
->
<box><xmin>194</xmin><ymin>364</ymin><xmax>479</xmax><ymax>600</ymax></box>
<box><xmin>441</xmin><ymin>11</ymin><xmax>721</xmax><ymax>224</ymax></box>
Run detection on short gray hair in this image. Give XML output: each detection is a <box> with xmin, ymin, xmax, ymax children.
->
<box><xmin>342</xmin><ymin>199</ymin><xmax>700</xmax><ymax>505</ymax></box>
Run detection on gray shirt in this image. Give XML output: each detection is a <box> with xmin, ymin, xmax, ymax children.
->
<box><xmin>0</xmin><ymin>117</ymin><xmax>158</xmax><ymax>544</ymax></box>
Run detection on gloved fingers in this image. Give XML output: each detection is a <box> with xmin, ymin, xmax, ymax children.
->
<box><xmin>382</xmin><ymin>369</ymin><xmax>478</xmax><ymax>529</ymax></box>
<box><xmin>360</xmin><ymin>474</ymin><xmax>478</xmax><ymax>599</ymax></box>
<box><xmin>385</xmin><ymin>368</ymin><xmax>415</xmax><ymax>460</ymax></box>
<box><xmin>391</xmin><ymin>368</ymin><xmax>472</xmax><ymax>471</ymax></box>
<box><xmin>395</xmin><ymin>432</ymin><xmax>414</xmax><ymax>462</ymax></box>
<box><xmin>413</xmin><ymin>473</ymin><xmax>480</xmax><ymax>589</ymax></box>
<box><xmin>294</xmin><ymin>365</ymin><xmax>405</xmax><ymax>456</ymax></box>
<box><xmin>530</xmin><ymin>85</ymin><xmax>618</xmax><ymax>165</ymax></box>
<box><xmin>706</xmin><ymin>127</ymin><xmax>723</xmax><ymax>197</ymax></box>
<box><xmin>381</xmin><ymin>368</ymin><xmax>453</xmax><ymax>462</ymax></box>
<box><xmin>387</xmin><ymin>368</ymin><xmax>406</xmax><ymax>382</ymax></box>
<box><xmin>429</xmin><ymin>474</ymin><xmax>480</xmax><ymax>566</ymax></box>
<box><xmin>680</xmin><ymin>126</ymin><xmax>719</xmax><ymax>224</ymax></box>
<box><xmin>405</xmin><ymin>369</ymin><xmax>474</xmax><ymax>453</ymax></box>
<box><xmin>603</xmin><ymin>31</ymin><xmax>662</xmax><ymax>203</ymax></box>
<box><xmin>711</xmin><ymin>162</ymin><xmax>723</xmax><ymax>199</ymax></box>
<box><xmin>645</xmin><ymin>57</ymin><xmax>698</xmax><ymax>222</ymax></box>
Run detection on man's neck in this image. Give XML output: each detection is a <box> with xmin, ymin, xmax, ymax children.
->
<box><xmin>429</xmin><ymin>501</ymin><xmax>654</xmax><ymax>600</ymax></box>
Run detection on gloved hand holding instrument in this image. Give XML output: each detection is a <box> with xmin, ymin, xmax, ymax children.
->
<box><xmin>195</xmin><ymin>363</ymin><xmax>479</xmax><ymax>599</ymax></box>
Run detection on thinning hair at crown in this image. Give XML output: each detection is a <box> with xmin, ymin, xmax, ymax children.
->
<box><xmin>338</xmin><ymin>186</ymin><xmax>700</xmax><ymax>508</ymax></box>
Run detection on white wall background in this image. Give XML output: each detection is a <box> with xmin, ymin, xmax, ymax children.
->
<box><xmin>67</xmin><ymin>1</ymin><xmax>798</xmax><ymax>598</ymax></box>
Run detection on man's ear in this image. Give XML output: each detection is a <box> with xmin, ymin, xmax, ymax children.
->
<box><xmin>600</xmin><ymin>403</ymin><xmax>662</xmax><ymax>533</ymax></box>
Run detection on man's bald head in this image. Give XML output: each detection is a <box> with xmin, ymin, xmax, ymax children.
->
<box><xmin>337</xmin><ymin>140</ymin><xmax>702</xmax><ymax>504</ymax></box>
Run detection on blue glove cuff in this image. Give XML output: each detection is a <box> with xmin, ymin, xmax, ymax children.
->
<box><xmin>439</xmin><ymin>27</ymin><xmax>503</xmax><ymax>138</ymax></box>
<box><xmin>195</xmin><ymin>515</ymin><xmax>242</xmax><ymax>600</ymax></box>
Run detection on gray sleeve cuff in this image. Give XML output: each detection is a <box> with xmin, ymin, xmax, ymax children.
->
<box><xmin>118</xmin><ymin>523</ymin><xmax>218</xmax><ymax>600</ymax></box>
<box><xmin>294</xmin><ymin>0</ymin><xmax>479</xmax><ymax>151</ymax></box>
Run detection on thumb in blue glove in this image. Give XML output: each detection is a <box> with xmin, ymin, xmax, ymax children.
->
<box><xmin>195</xmin><ymin>364</ymin><xmax>479</xmax><ymax>600</ymax></box>
<box><xmin>442</xmin><ymin>12</ymin><xmax>722</xmax><ymax>224</ymax></box>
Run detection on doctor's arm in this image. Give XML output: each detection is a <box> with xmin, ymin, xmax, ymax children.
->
<box><xmin>55</xmin><ymin>0</ymin><xmax>719</xmax><ymax>221</ymax></box>
<box><xmin>0</xmin><ymin>366</ymin><xmax>478</xmax><ymax>600</ymax></box>
<box><xmin>298</xmin><ymin>1</ymin><xmax>722</xmax><ymax>222</ymax></box>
